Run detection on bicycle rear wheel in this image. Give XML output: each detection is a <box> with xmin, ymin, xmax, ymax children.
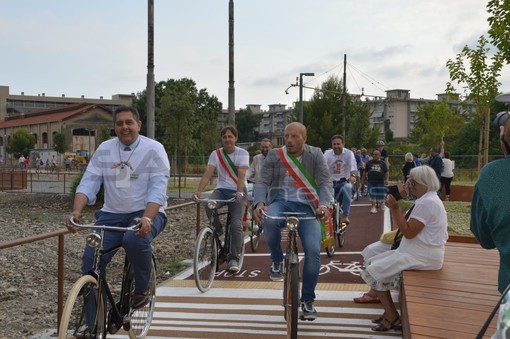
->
<box><xmin>193</xmin><ymin>227</ymin><xmax>218</xmax><ymax>292</ymax></box>
<box><xmin>58</xmin><ymin>275</ymin><xmax>106</xmax><ymax>339</ymax></box>
<box><xmin>127</xmin><ymin>258</ymin><xmax>157</xmax><ymax>339</ymax></box>
<box><xmin>284</xmin><ymin>262</ymin><xmax>299</xmax><ymax>339</ymax></box>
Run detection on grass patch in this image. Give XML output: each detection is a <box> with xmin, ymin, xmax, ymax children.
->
<box><xmin>444</xmin><ymin>201</ymin><xmax>472</xmax><ymax>236</ymax></box>
<box><xmin>397</xmin><ymin>199</ymin><xmax>472</xmax><ymax>236</ymax></box>
<box><xmin>168</xmin><ymin>176</ymin><xmax>215</xmax><ymax>193</ymax></box>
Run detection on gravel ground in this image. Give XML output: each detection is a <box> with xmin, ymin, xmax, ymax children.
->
<box><xmin>0</xmin><ymin>192</ymin><xmax>201</xmax><ymax>339</ymax></box>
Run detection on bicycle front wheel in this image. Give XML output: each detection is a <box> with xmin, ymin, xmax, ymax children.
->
<box><xmin>58</xmin><ymin>275</ymin><xmax>106</xmax><ymax>339</ymax></box>
<box><xmin>284</xmin><ymin>263</ymin><xmax>299</xmax><ymax>339</ymax></box>
<box><xmin>249</xmin><ymin>220</ymin><xmax>262</xmax><ymax>252</ymax></box>
<box><xmin>193</xmin><ymin>227</ymin><xmax>218</xmax><ymax>292</ymax></box>
<box><xmin>127</xmin><ymin>258</ymin><xmax>157</xmax><ymax>339</ymax></box>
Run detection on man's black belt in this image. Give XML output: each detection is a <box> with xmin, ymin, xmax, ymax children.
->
<box><xmin>333</xmin><ymin>178</ymin><xmax>348</xmax><ymax>184</ymax></box>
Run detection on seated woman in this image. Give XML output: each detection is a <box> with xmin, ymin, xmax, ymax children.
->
<box><xmin>360</xmin><ymin>165</ymin><xmax>448</xmax><ymax>331</ymax></box>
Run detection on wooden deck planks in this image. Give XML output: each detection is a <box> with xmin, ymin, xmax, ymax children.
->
<box><xmin>401</xmin><ymin>242</ymin><xmax>501</xmax><ymax>338</ymax></box>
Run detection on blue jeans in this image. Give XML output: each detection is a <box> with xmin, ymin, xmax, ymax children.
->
<box><xmin>81</xmin><ymin>210</ymin><xmax>166</xmax><ymax>326</ymax></box>
<box><xmin>264</xmin><ymin>199</ymin><xmax>321</xmax><ymax>302</ymax></box>
<box><xmin>333</xmin><ymin>181</ymin><xmax>352</xmax><ymax>217</ymax></box>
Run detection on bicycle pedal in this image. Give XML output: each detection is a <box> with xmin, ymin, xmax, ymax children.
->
<box><xmin>299</xmin><ymin>315</ymin><xmax>316</xmax><ymax>321</ymax></box>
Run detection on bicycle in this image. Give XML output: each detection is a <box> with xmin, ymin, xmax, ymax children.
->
<box><xmin>193</xmin><ymin>196</ymin><xmax>246</xmax><ymax>292</ymax></box>
<box><xmin>261</xmin><ymin>210</ymin><xmax>319</xmax><ymax>339</ymax></box>
<box><xmin>248</xmin><ymin>209</ymin><xmax>263</xmax><ymax>252</ymax></box>
<box><xmin>324</xmin><ymin>201</ymin><xmax>349</xmax><ymax>257</ymax></box>
<box><xmin>59</xmin><ymin>217</ymin><xmax>156</xmax><ymax>339</ymax></box>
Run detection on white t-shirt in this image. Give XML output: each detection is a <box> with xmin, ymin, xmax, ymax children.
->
<box><xmin>441</xmin><ymin>158</ymin><xmax>454</xmax><ymax>178</ymax></box>
<box><xmin>410</xmin><ymin>191</ymin><xmax>448</xmax><ymax>246</ymax></box>
<box><xmin>323</xmin><ymin>148</ymin><xmax>357</xmax><ymax>181</ymax></box>
<box><xmin>208</xmin><ymin>146</ymin><xmax>249</xmax><ymax>190</ymax></box>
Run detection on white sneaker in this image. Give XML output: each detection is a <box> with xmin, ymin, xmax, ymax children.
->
<box><xmin>370</xmin><ymin>207</ymin><xmax>377</xmax><ymax>214</ymax></box>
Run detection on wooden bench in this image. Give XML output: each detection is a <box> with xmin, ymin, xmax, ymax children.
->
<box><xmin>400</xmin><ymin>241</ymin><xmax>501</xmax><ymax>338</ymax></box>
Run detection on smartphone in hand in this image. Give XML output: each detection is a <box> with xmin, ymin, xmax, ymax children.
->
<box><xmin>387</xmin><ymin>185</ymin><xmax>403</xmax><ymax>201</ymax></box>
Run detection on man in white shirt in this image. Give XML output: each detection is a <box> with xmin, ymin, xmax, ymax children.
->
<box><xmin>66</xmin><ymin>105</ymin><xmax>170</xmax><ymax>324</ymax></box>
<box><xmin>324</xmin><ymin>135</ymin><xmax>358</xmax><ymax>224</ymax></box>
<box><xmin>246</xmin><ymin>138</ymin><xmax>272</xmax><ymax>183</ymax></box>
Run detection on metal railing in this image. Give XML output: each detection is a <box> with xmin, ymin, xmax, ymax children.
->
<box><xmin>0</xmin><ymin>201</ymin><xmax>201</xmax><ymax>335</ymax></box>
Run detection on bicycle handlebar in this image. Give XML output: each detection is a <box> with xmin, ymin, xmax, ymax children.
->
<box><xmin>194</xmin><ymin>196</ymin><xmax>237</xmax><ymax>204</ymax></box>
<box><xmin>261</xmin><ymin>210</ymin><xmax>320</xmax><ymax>220</ymax></box>
<box><xmin>69</xmin><ymin>216</ymin><xmax>141</xmax><ymax>232</ymax></box>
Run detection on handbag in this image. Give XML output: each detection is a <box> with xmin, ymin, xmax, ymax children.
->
<box><xmin>381</xmin><ymin>204</ymin><xmax>415</xmax><ymax>250</ymax></box>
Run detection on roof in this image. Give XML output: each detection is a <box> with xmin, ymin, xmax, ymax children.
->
<box><xmin>0</xmin><ymin>103</ymin><xmax>110</xmax><ymax>128</ymax></box>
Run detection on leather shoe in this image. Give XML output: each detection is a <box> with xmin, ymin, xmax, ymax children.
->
<box><xmin>131</xmin><ymin>291</ymin><xmax>150</xmax><ymax>309</ymax></box>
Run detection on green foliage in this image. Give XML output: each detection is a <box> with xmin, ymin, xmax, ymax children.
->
<box><xmin>446</xmin><ymin>35</ymin><xmax>504</xmax><ymax>168</ymax></box>
<box><xmin>53</xmin><ymin>132</ymin><xmax>67</xmax><ymax>155</ymax></box>
<box><xmin>6</xmin><ymin>129</ymin><xmax>36</xmax><ymax>158</ymax></box>
<box><xmin>236</xmin><ymin>108</ymin><xmax>261</xmax><ymax>142</ymax></box>
<box><xmin>304</xmin><ymin>75</ymin><xmax>373</xmax><ymax>150</ymax></box>
<box><xmin>97</xmin><ymin>124</ymin><xmax>112</xmax><ymax>144</ymax></box>
<box><xmin>409</xmin><ymin>102</ymin><xmax>465</xmax><ymax>150</ymax></box>
<box><xmin>133</xmin><ymin>78</ymin><xmax>222</xmax><ymax>159</ymax></box>
<box><xmin>70</xmin><ymin>172</ymin><xmax>104</xmax><ymax>207</ymax></box>
<box><xmin>487</xmin><ymin>0</ymin><xmax>510</xmax><ymax>64</ymax></box>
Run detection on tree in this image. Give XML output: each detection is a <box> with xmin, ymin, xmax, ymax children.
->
<box><xmin>53</xmin><ymin>132</ymin><xmax>67</xmax><ymax>155</ymax></box>
<box><xmin>304</xmin><ymin>75</ymin><xmax>374</xmax><ymax>150</ymax></box>
<box><xmin>6</xmin><ymin>129</ymin><xmax>35</xmax><ymax>159</ymax></box>
<box><xmin>236</xmin><ymin>108</ymin><xmax>261</xmax><ymax>142</ymax></box>
<box><xmin>409</xmin><ymin>102</ymin><xmax>465</xmax><ymax>151</ymax></box>
<box><xmin>446</xmin><ymin>35</ymin><xmax>504</xmax><ymax>170</ymax></box>
<box><xmin>488</xmin><ymin>0</ymin><xmax>510</xmax><ymax>63</ymax></box>
<box><xmin>97</xmin><ymin>124</ymin><xmax>112</xmax><ymax>144</ymax></box>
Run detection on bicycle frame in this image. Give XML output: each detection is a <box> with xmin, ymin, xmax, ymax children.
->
<box><xmin>59</xmin><ymin>218</ymin><xmax>156</xmax><ymax>339</ymax></box>
<box><xmin>261</xmin><ymin>210</ymin><xmax>318</xmax><ymax>339</ymax></box>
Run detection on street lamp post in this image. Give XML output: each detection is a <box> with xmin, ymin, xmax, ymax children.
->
<box><xmin>299</xmin><ymin>72</ymin><xmax>315</xmax><ymax>123</ymax></box>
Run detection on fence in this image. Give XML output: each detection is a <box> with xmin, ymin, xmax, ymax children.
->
<box><xmin>2</xmin><ymin>153</ymin><xmax>500</xmax><ymax>194</ymax></box>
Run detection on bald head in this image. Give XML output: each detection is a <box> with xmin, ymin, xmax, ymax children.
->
<box><xmin>284</xmin><ymin>122</ymin><xmax>307</xmax><ymax>155</ymax></box>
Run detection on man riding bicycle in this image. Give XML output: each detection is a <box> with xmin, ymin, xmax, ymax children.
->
<box><xmin>65</xmin><ymin>106</ymin><xmax>170</xmax><ymax>337</ymax></box>
<box><xmin>323</xmin><ymin>135</ymin><xmax>358</xmax><ymax>224</ymax></box>
<box><xmin>194</xmin><ymin>126</ymin><xmax>249</xmax><ymax>274</ymax></box>
<box><xmin>253</xmin><ymin>122</ymin><xmax>333</xmax><ymax>321</ymax></box>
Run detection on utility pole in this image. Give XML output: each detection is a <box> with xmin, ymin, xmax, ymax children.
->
<box><xmin>342</xmin><ymin>54</ymin><xmax>347</xmax><ymax>137</ymax></box>
<box><xmin>146</xmin><ymin>0</ymin><xmax>155</xmax><ymax>139</ymax></box>
<box><xmin>299</xmin><ymin>72</ymin><xmax>314</xmax><ymax>124</ymax></box>
<box><xmin>227</xmin><ymin>0</ymin><xmax>235</xmax><ymax>126</ymax></box>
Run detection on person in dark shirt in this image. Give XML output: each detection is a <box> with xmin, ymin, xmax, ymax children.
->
<box><xmin>363</xmin><ymin>150</ymin><xmax>388</xmax><ymax>214</ymax></box>
<box><xmin>401</xmin><ymin>152</ymin><xmax>416</xmax><ymax>183</ymax></box>
<box><xmin>427</xmin><ymin>147</ymin><xmax>443</xmax><ymax>195</ymax></box>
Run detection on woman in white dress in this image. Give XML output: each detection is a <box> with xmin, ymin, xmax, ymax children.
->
<box><xmin>361</xmin><ymin>165</ymin><xmax>448</xmax><ymax>331</ymax></box>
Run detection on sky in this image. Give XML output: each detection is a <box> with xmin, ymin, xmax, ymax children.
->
<box><xmin>1</xmin><ymin>0</ymin><xmax>509</xmax><ymax>112</ymax></box>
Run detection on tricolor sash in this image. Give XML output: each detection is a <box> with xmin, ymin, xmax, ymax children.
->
<box><xmin>216</xmin><ymin>148</ymin><xmax>250</xmax><ymax>207</ymax></box>
<box><xmin>216</xmin><ymin>148</ymin><xmax>239</xmax><ymax>184</ymax></box>
<box><xmin>278</xmin><ymin>146</ymin><xmax>319</xmax><ymax>208</ymax></box>
<box><xmin>278</xmin><ymin>147</ymin><xmax>333</xmax><ymax>248</ymax></box>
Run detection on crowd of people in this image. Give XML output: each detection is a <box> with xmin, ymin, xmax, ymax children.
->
<box><xmin>64</xmin><ymin>103</ymin><xmax>510</xmax><ymax>336</ymax></box>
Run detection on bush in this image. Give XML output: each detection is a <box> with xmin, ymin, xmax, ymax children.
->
<box><xmin>70</xmin><ymin>172</ymin><xmax>104</xmax><ymax>207</ymax></box>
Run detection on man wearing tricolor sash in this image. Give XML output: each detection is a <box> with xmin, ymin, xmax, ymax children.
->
<box><xmin>194</xmin><ymin>126</ymin><xmax>249</xmax><ymax>274</ymax></box>
<box><xmin>253</xmin><ymin>122</ymin><xmax>333</xmax><ymax>321</ymax></box>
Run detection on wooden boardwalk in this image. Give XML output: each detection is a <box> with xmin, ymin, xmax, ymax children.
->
<box><xmin>401</xmin><ymin>241</ymin><xmax>500</xmax><ymax>338</ymax></box>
